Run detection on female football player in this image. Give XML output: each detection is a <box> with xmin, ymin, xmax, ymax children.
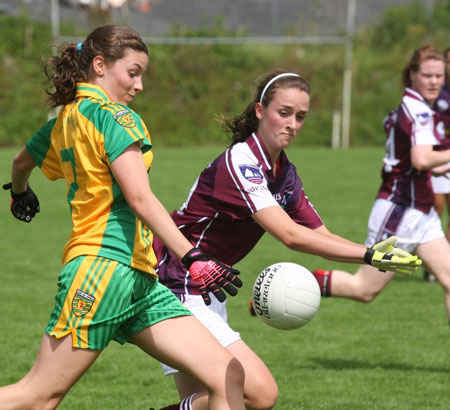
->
<box><xmin>153</xmin><ymin>70</ymin><xmax>421</xmax><ymax>409</ymax></box>
<box><xmin>1</xmin><ymin>24</ymin><xmax>245</xmax><ymax>410</ymax></box>
<box><xmin>313</xmin><ymin>44</ymin><xmax>450</xmax><ymax>317</ymax></box>
<box><xmin>425</xmin><ymin>46</ymin><xmax>450</xmax><ymax>282</ymax></box>
<box><xmin>431</xmin><ymin>46</ymin><xmax>450</xmax><ymax>240</ymax></box>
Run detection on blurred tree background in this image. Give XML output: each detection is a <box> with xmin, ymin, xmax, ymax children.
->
<box><xmin>0</xmin><ymin>0</ymin><xmax>449</xmax><ymax>147</ymax></box>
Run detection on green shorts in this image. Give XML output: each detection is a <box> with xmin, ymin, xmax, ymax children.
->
<box><xmin>46</xmin><ymin>255</ymin><xmax>191</xmax><ymax>350</ymax></box>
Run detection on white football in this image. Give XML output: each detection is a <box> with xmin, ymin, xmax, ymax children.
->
<box><xmin>252</xmin><ymin>262</ymin><xmax>321</xmax><ymax>330</ymax></box>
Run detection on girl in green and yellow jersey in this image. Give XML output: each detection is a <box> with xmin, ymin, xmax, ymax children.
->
<box><xmin>1</xmin><ymin>24</ymin><xmax>244</xmax><ymax>410</ymax></box>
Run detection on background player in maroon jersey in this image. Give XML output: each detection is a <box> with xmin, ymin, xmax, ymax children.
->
<box><xmin>314</xmin><ymin>44</ymin><xmax>450</xmax><ymax>318</ymax></box>
<box><xmin>154</xmin><ymin>70</ymin><xmax>421</xmax><ymax>409</ymax></box>
<box><xmin>425</xmin><ymin>46</ymin><xmax>450</xmax><ymax>282</ymax></box>
<box><xmin>432</xmin><ymin>47</ymin><xmax>450</xmax><ymax>239</ymax></box>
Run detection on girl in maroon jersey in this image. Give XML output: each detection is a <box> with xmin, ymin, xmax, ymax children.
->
<box><xmin>431</xmin><ymin>47</ymin><xmax>450</xmax><ymax>242</ymax></box>
<box><xmin>155</xmin><ymin>70</ymin><xmax>420</xmax><ymax>410</ymax></box>
<box><xmin>314</xmin><ymin>45</ymin><xmax>450</xmax><ymax>318</ymax></box>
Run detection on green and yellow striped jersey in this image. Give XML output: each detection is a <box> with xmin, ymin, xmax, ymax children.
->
<box><xmin>26</xmin><ymin>83</ymin><xmax>157</xmax><ymax>276</ymax></box>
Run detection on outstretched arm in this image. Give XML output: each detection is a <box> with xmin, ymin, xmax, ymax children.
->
<box><xmin>252</xmin><ymin>205</ymin><xmax>365</xmax><ymax>264</ymax></box>
<box><xmin>252</xmin><ymin>205</ymin><xmax>420</xmax><ymax>274</ymax></box>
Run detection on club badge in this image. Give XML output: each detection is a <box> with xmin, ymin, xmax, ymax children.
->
<box><xmin>239</xmin><ymin>165</ymin><xmax>264</xmax><ymax>184</ymax></box>
<box><xmin>72</xmin><ymin>289</ymin><xmax>95</xmax><ymax>317</ymax></box>
<box><xmin>113</xmin><ymin>109</ymin><xmax>136</xmax><ymax>128</ymax></box>
<box><xmin>417</xmin><ymin>112</ymin><xmax>430</xmax><ymax>126</ymax></box>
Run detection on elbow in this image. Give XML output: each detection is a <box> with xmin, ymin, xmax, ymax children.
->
<box><xmin>410</xmin><ymin>152</ymin><xmax>433</xmax><ymax>171</ymax></box>
<box><xmin>13</xmin><ymin>149</ymin><xmax>36</xmax><ymax>173</ymax></box>
<box><xmin>278</xmin><ymin>231</ymin><xmax>299</xmax><ymax>250</ymax></box>
<box><xmin>412</xmin><ymin>160</ymin><xmax>429</xmax><ymax>171</ymax></box>
<box><xmin>125</xmin><ymin>194</ymin><xmax>155</xmax><ymax>227</ymax></box>
<box><xmin>126</xmin><ymin>196</ymin><xmax>146</xmax><ymax>217</ymax></box>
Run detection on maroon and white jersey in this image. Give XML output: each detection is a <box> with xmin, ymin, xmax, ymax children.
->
<box><xmin>155</xmin><ymin>132</ymin><xmax>323</xmax><ymax>295</ymax></box>
<box><xmin>435</xmin><ymin>83</ymin><xmax>450</xmax><ymax>150</ymax></box>
<box><xmin>377</xmin><ymin>87</ymin><xmax>445</xmax><ymax>213</ymax></box>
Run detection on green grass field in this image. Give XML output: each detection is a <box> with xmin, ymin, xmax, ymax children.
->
<box><xmin>1</xmin><ymin>146</ymin><xmax>449</xmax><ymax>409</ymax></box>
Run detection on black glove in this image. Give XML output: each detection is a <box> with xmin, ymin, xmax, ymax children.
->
<box><xmin>3</xmin><ymin>182</ymin><xmax>40</xmax><ymax>223</ymax></box>
<box><xmin>182</xmin><ymin>248</ymin><xmax>242</xmax><ymax>305</ymax></box>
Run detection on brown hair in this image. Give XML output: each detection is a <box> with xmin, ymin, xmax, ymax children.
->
<box><xmin>444</xmin><ymin>47</ymin><xmax>450</xmax><ymax>60</ymax></box>
<box><xmin>401</xmin><ymin>44</ymin><xmax>444</xmax><ymax>88</ymax></box>
<box><xmin>222</xmin><ymin>70</ymin><xmax>310</xmax><ymax>145</ymax></box>
<box><xmin>44</xmin><ymin>24</ymin><xmax>148</xmax><ymax>108</ymax></box>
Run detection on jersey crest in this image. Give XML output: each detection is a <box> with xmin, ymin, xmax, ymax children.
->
<box><xmin>239</xmin><ymin>164</ymin><xmax>264</xmax><ymax>184</ymax></box>
<box><xmin>416</xmin><ymin>112</ymin><xmax>430</xmax><ymax>125</ymax></box>
<box><xmin>113</xmin><ymin>110</ymin><xmax>136</xmax><ymax>128</ymax></box>
<box><xmin>72</xmin><ymin>289</ymin><xmax>95</xmax><ymax>317</ymax></box>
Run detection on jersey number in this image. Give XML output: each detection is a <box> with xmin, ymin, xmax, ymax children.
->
<box><xmin>60</xmin><ymin>148</ymin><xmax>79</xmax><ymax>207</ymax></box>
<box><xmin>383</xmin><ymin>126</ymin><xmax>400</xmax><ymax>173</ymax></box>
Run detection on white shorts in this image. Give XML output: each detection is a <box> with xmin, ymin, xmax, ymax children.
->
<box><xmin>431</xmin><ymin>175</ymin><xmax>450</xmax><ymax>194</ymax></box>
<box><xmin>160</xmin><ymin>293</ymin><xmax>241</xmax><ymax>376</ymax></box>
<box><xmin>365</xmin><ymin>199</ymin><xmax>444</xmax><ymax>253</ymax></box>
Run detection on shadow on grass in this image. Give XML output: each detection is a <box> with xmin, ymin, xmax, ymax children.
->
<box><xmin>309</xmin><ymin>357</ymin><xmax>450</xmax><ymax>373</ymax></box>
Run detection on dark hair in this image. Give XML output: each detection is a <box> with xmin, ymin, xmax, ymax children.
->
<box><xmin>401</xmin><ymin>44</ymin><xmax>444</xmax><ymax>88</ymax></box>
<box><xmin>221</xmin><ymin>70</ymin><xmax>310</xmax><ymax>145</ymax></box>
<box><xmin>44</xmin><ymin>24</ymin><xmax>148</xmax><ymax>108</ymax></box>
<box><xmin>445</xmin><ymin>47</ymin><xmax>450</xmax><ymax>83</ymax></box>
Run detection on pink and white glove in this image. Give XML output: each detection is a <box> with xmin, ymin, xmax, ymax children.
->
<box><xmin>182</xmin><ymin>248</ymin><xmax>242</xmax><ymax>305</ymax></box>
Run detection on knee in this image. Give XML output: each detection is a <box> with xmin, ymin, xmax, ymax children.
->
<box><xmin>349</xmin><ymin>284</ymin><xmax>380</xmax><ymax>303</ymax></box>
<box><xmin>351</xmin><ymin>275</ymin><xmax>383</xmax><ymax>303</ymax></box>
<box><xmin>437</xmin><ymin>274</ymin><xmax>450</xmax><ymax>293</ymax></box>
<box><xmin>428</xmin><ymin>265</ymin><xmax>450</xmax><ymax>292</ymax></box>
<box><xmin>42</xmin><ymin>396</ymin><xmax>64</xmax><ymax>410</ymax></box>
<box><xmin>27</xmin><ymin>394</ymin><xmax>64</xmax><ymax>410</ymax></box>
<box><xmin>245</xmin><ymin>381</ymin><xmax>278</xmax><ymax>410</ymax></box>
<box><xmin>0</xmin><ymin>392</ymin><xmax>63</xmax><ymax>410</ymax></box>
<box><xmin>18</xmin><ymin>382</ymin><xmax>65</xmax><ymax>410</ymax></box>
<box><xmin>242</xmin><ymin>369</ymin><xmax>278</xmax><ymax>409</ymax></box>
<box><xmin>357</xmin><ymin>291</ymin><xmax>379</xmax><ymax>303</ymax></box>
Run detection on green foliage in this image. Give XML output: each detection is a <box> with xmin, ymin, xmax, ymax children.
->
<box><xmin>0</xmin><ymin>1</ymin><xmax>449</xmax><ymax>147</ymax></box>
<box><xmin>2</xmin><ymin>145</ymin><xmax>450</xmax><ymax>409</ymax></box>
<box><xmin>0</xmin><ymin>15</ymin><xmax>51</xmax><ymax>145</ymax></box>
<box><xmin>351</xmin><ymin>0</ymin><xmax>450</xmax><ymax>145</ymax></box>
<box><xmin>370</xmin><ymin>1</ymin><xmax>428</xmax><ymax>49</ymax></box>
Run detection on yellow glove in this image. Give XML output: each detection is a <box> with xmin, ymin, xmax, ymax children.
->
<box><xmin>364</xmin><ymin>236</ymin><xmax>422</xmax><ymax>275</ymax></box>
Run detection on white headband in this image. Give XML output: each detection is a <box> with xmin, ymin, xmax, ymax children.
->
<box><xmin>259</xmin><ymin>73</ymin><xmax>301</xmax><ymax>104</ymax></box>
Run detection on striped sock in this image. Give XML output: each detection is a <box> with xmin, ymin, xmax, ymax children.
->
<box><xmin>180</xmin><ymin>393</ymin><xmax>197</xmax><ymax>410</ymax></box>
<box><xmin>159</xmin><ymin>393</ymin><xmax>197</xmax><ymax>410</ymax></box>
<box><xmin>311</xmin><ymin>269</ymin><xmax>332</xmax><ymax>297</ymax></box>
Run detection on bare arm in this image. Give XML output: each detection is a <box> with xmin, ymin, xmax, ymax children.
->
<box><xmin>314</xmin><ymin>224</ymin><xmax>361</xmax><ymax>245</ymax></box>
<box><xmin>11</xmin><ymin>147</ymin><xmax>37</xmax><ymax>193</ymax></box>
<box><xmin>410</xmin><ymin>145</ymin><xmax>450</xmax><ymax>171</ymax></box>
<box><xmin>252</xmin><ymin>205</ymin><xmax>366</xmax><ymax>264</ymax></box>
<box><xmin>431</xmin><ymin>162</ymin><xmax>450</xmax><ymax>176</ymax></box>
<box><xmin>109</xmin><ymin>143</ymin><xmax>192</xmax><ymax>260</ymax></box>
